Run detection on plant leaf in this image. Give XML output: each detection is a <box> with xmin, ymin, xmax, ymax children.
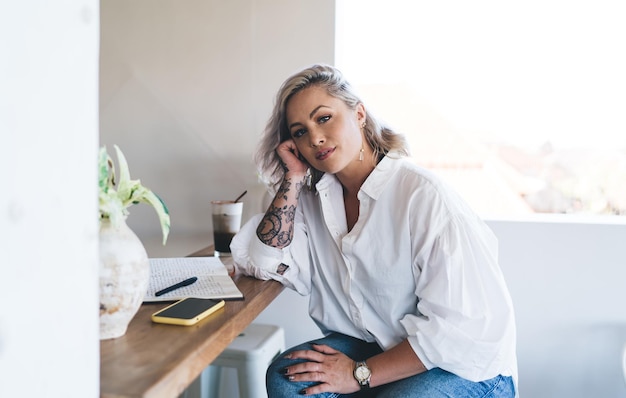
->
<box><xmin>138</xmin><ymin>190</ymin><xmax>171</xmax><ymax>245</ymax></box>
<box><xmin>98</xmin><ymin>145</ymin><xmax>170</xmax><ymax>244</ymax></box>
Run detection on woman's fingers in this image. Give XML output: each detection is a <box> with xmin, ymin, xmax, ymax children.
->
<box><xmin>282</xmin><ymin>345</ymin><xmax>360</xmax><ymax>395</ymax></box>
<box><xmin>277</xmin><ymin>139</ymin><xmax>308</xmax><ymax>175</ymax></box>
<box><xmin>311</xmin><ymin>344</ymin><xmax>338</xmax><ymax>354</ymax></box>
<box><xmin>291</xmin><ymin>344</ymin><xmax>339</xmax><ymax>364</ymax></box>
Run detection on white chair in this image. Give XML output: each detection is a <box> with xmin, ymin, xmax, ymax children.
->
<box><xmin>184</xmin><ymin>323</ymin><xmax>285</xmax><ymax>398</ymax></box>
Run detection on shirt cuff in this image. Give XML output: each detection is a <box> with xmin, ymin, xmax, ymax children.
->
<box><xmin>248</xmin><ymin>235</ymin><xmax>287</xmax><ymax>273</ymax></box>
<box><xmin>400</xmin><ymin>315</ymin><xmax>436</xmax><ymax>371</ymax></box>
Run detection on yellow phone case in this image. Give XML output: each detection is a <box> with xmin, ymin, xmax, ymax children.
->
<box><xmin>151</xmin><ymin>297</ymin><xmax>225</xmax><ymax>326</ymax></box>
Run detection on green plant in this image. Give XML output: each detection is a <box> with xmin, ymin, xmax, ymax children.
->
<box><xmin>98</xmin><ymin>145</ymin><xmax>170</xmax><ymax>245</ymax></box>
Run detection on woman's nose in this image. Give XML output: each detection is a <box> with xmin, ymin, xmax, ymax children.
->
<box><xmin>309</xmin><ymin>130</ymin><xmax>325</xmax><ymax>148</ymax></box>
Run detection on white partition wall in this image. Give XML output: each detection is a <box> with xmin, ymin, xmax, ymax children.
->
<box><xmin>0</xmin><ymin>1</ymin><xmax>100</xmax><ymax>397</ymax></box>
<box><xmin>488</xmin><ymin>218</ymin><xmax>626</xmax><ymax>397</ymax></box>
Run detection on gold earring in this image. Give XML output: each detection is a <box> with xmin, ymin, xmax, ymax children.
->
<box><xmin>359</xmin><ymin>147</ymin><xmax>364</xmax><ymax>161</ymax></box>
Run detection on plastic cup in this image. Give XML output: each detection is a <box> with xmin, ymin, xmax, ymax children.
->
<box><xmin>211</xmin><ymin>200</ymin><xmax>243</xmax><ymax>257</ymax></box>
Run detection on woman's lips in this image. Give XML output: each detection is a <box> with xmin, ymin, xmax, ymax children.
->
<box><xmin>315</xmin><ymin>147</ymin><xmax>335</xmax><ymax>161</ymax></box>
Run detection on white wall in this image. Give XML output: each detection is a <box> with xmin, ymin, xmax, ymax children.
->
<box><xmin>488</xmin><ymin>218</ymin><xmax>626</xmax><ymax>397</ymax></box>
<box><xmin>100</xmin><ymin>0</ymin><xmax>336</xmax><ymax>256</ymax></box>
<box><xmin>0</xmin><ymin>1</ymin><xmax>100</xmax><ymax>397</ymax></box>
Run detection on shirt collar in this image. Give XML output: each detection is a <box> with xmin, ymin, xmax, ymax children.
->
<box><xmin>314</xmin><ymin>151</ymin><xmax>403</xmax><ymax>200</ymax></box>
<box><xmin>360</xmin><ymin>152</ymin><xmax>402</xmax><ymax>200</ymax></box>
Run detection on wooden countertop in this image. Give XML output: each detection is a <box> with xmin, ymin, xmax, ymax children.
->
<box><xmin>100</xmin><ymin>247</ymin><xmax>284</xmax><ymax>397</ymax></box>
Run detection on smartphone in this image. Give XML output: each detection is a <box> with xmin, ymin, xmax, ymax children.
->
<box><xmin>151</xmin><ymin>298</ymin><xmax>225</xmax><ymax>326</ymax></box>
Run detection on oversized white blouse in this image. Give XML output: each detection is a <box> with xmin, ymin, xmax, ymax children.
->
<box><xmin>231</xmin><ymin>154</ymin><xmax>518</xmax><ymax>385</ymax></box>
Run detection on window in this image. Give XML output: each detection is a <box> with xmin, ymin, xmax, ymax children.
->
<box><xmin>336</xmin><ymin>0</ymin><xmax>626</xmax><ymax>217</ymax></box>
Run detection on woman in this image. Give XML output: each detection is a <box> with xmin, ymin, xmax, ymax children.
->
<box><xmin>231</xmin><ymin>64</ymin><xmax>517</xmax><ymax>397</ymax></box>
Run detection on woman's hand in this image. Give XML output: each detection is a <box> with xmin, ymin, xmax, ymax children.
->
<box><xmin>283</xmin><ymin>344</ymin><xmax>360</xmax><ymax>395</ymax></box>
<box><xmin>276</xmin><ymin>139</ymin><xmax>309</xmax><ymax>178</ymax></box>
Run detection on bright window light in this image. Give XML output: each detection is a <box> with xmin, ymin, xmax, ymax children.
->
<box><xmin>336</xmin><ymin>0</ymin><xmax>626</xmax><ymax>217</ymax></box>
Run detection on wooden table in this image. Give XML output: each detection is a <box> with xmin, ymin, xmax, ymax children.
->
<box><xmin>100</xmin><ymin>247</ymin><xmax>284</xmax><ymax>397</ymax></box>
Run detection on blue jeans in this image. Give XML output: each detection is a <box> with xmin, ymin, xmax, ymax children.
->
<box><xmin>266</xmin><ymin>333</ymin><xmax>515</xmax><ymax>397</ymax></box>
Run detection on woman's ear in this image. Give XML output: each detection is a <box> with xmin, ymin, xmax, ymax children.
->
<box><xmin>356</xmin><ymin>102</ymin><xmax>367</xmax><ymax>126</ymax></box>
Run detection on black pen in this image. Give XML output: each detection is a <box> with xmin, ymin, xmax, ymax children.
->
<box><xmin>155</xmin><ymin>277</ymin><xmax>198</xmax><ymax>297</ymax></box>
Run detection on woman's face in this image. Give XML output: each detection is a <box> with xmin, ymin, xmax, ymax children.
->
<box><xmin>285</xmin><ymin>86</ymin><xmax>366</xmax><ymax>175</ymax></box>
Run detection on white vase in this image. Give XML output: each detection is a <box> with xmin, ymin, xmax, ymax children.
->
<box><xmin>99</xmin><ymin>217</ymin><xmax>149</xmax><ymax>340</ymax></box>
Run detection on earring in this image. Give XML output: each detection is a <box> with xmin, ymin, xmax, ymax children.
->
<box><xmin>360</xmin><ymin>120</ymin><xmax>366</xmax><ymax>160</ymax></box>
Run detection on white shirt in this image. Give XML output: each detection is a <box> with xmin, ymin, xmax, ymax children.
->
<box><xmin>231</xmin><ymin>154</ymin><xmax>518</xmax><ymax>385</ymax></box>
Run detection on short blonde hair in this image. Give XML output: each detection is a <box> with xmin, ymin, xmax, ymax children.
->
<box><xmin>255</xmin><ymin>64</ymin><xmax>409</xmax><ymax>192</ymax></box>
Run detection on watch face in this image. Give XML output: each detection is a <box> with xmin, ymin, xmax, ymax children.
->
<box><xmin>355</xmin><ymin>365</ymin><xmax>371</xmax><ymax>380</ymax></box>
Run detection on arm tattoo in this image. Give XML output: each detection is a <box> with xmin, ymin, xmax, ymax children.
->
<box><xmin>256</xmin><ymin>203</ymin><xmax>296</xmax><ymax>246</ymax></box>
<box><xmin>277</xmin><ymin>178</ymin><xmax>291</xmax><ymax>201</ymax></box>
<box><xmin>256</xmin><ymin>177</ymin><xmax>300</xmax><ymax>247</ymax></box>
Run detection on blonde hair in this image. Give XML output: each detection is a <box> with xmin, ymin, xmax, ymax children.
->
<box><xmin>255</xmin><ymin>64</ymin><xmax>409</xmax><ymax>192</ymax></box>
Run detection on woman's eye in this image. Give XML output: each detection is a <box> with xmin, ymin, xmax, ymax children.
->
<box><xmin>292</xmin><ymin>128</ymin><xmax>306</xmax><ymax>138</ymax></box>
<box><xmin>318</xmin><ymin>115</ymin><xmax>331</xmax><ymax>124</ymax></box>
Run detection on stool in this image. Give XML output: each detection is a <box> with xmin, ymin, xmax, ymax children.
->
<box><xmin>201</xmin><ymin>323</ymin><xmax>285</xmax><ymax>398</ymax></box>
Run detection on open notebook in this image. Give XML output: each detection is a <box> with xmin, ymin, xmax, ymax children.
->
<box><xmin>144</xmin><ymin>257</ymin><xmax>243</xmax><ymax>302</ymax></box>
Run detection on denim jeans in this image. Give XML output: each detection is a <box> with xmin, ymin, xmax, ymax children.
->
<box><xmin>266</xmin><ymin>332</ymin><xmax>515</xmax><ymax>398</ymax></box>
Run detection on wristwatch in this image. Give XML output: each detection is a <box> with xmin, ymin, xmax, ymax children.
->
<box><xmin>353</xmin><ymin>360</ymin><xmax>371</xmax><ymax>389</ymax></box>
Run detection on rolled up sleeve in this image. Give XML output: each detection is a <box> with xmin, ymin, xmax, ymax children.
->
<box><xmin>230</xmin><ymin>213</ymin><xmax>312</xmax><ymax>295</ymax></box>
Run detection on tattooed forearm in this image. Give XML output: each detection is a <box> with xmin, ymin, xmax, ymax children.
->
<box><xmin>256</xmin><ymin>203</ymin><xmax>296</xmax><ymax>247</ymax></box>
<box><xmin>256</xmin><ymin>175</ymin><xmax>303</xmax><ymax>248</ymax></box>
